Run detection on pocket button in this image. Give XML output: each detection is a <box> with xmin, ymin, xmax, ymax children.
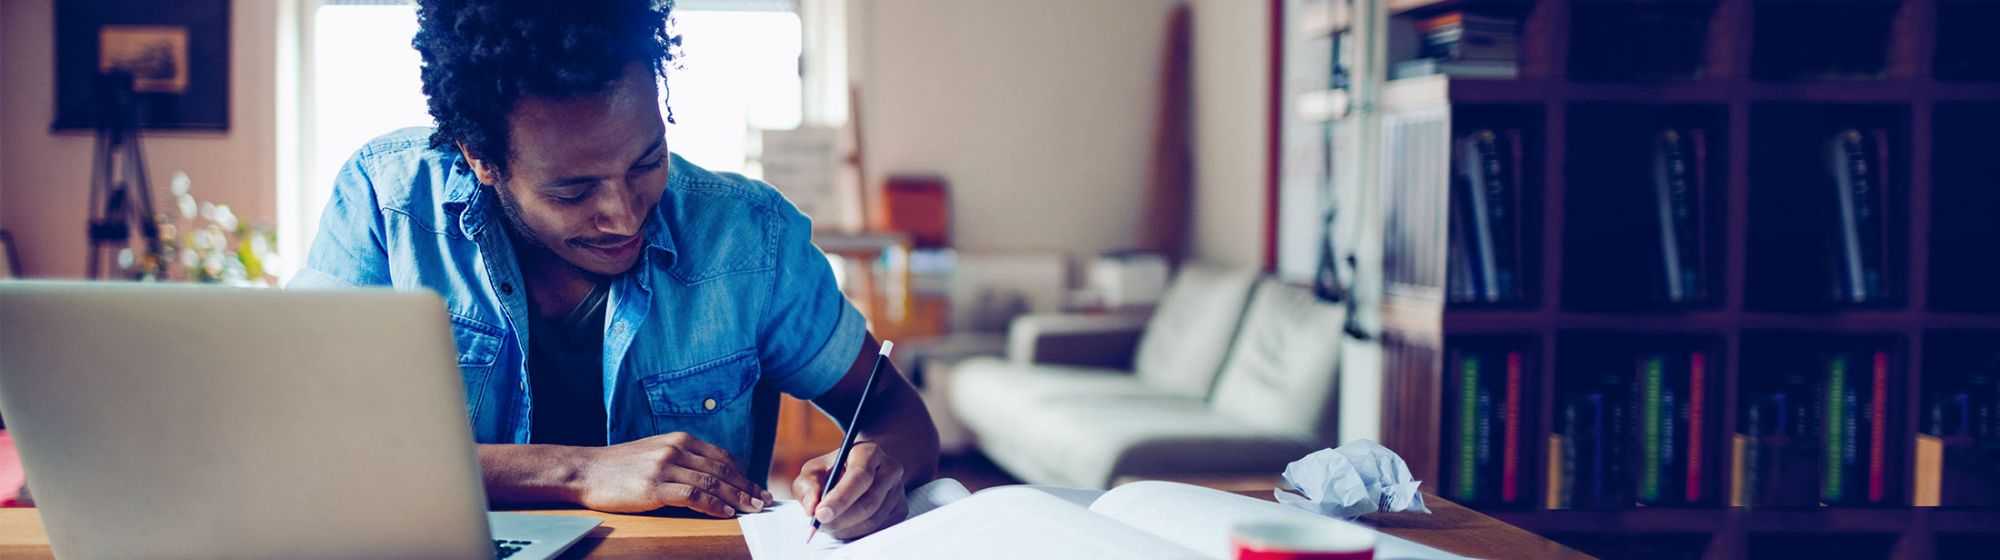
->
<box><xmin>703</xmin><ymin>398</ymin><xmax>717</xmax><ymax>411</ymax></box>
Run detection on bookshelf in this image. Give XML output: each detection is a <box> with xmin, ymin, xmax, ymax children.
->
<box><xmin>1311</xmin><ymin>0</ymin><xmax>2000</xmax><ymax>557</ymax></box>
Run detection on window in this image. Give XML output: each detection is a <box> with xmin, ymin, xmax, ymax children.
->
<box><xmin>283</xmin><ymin>1</ymin><xmax>810</xmax><ymax>279</ymax></box>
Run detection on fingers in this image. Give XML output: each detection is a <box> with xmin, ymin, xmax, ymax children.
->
<box><xmin>828</xmin><ymin>490</ymin><xmax>908</xmax><ymax>540</ymax></box>
<box><xmin>821</xmin><ymin>468</ymin><xmax>890</xmax><ymax>535</ymax></box>
<box><xmin>812</xmin><ymin>448</ymin><xmax>882</xmax><ymax>526</ymax></box>
<box><xmin>663</xmin><ymin>445</ymin><xmax>767</xmax><ymax>513</ymax></box>
<box><xmin>793</xmin><ymin>455</ymin><xmax>835</xmax><ymax>513</ymax></box>
<box><xmin>655</xmin><ymin>482</ymin><xmax>736</xmax><ymax>518</ymax></box>
<box><xmin>665</xmin><ymin>433</ymin><xmax>774</xmax><ymax>502</ymax></box>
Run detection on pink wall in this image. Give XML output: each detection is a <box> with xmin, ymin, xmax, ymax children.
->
<box><xmin>0</xmin><ymin>0</ymin><xmax>279</xmax><ymax>279</ymax></box>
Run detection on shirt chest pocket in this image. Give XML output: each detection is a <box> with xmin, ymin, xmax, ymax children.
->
<box><xmin>640</xmin><ymin>351</ymin><xmax>758</xmax><ymax>416</ymax></box>
<box><xmin>450</xmin><ymin>315</ymin><xmax>504</xmax><ymax>415</ymax></box>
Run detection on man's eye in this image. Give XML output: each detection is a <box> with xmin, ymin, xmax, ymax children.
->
<box><xmin>632</xmin><ymin>159</ymin><xmax>665</xmax><ymax>172</ymax></box>
<box><xmin>552</xmin><ymin>193</ymin><xmax>588</xmax><ymax>205</ymax></box>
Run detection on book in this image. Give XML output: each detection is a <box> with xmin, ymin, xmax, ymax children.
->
<box><xmin>1746</xmin><ymin>372</ymin><xmax>1820</xmax><ymax>506</ymax></box>
<box><xmin>1731</xmin><ymin>433</ymin><xmax>1752</xmax><ymax>507</ymax></box>
<box><xmin>1640</xmin><ymin>354</ymin><xmax>1666</xmax><ymax>503</ymax></box>
<box><xmin>1393</xmin><ymin>59</ymin><xmax>1519</xmax><ymax>80</ymax></box>
<box><xmin>1415</xmin><ymin>12</ymin><xmax>1522</xmax><ymax>35</ymax></box>
<box><xmin>1915</xmin><ymin>433</ymin><xmax>1943</xmax><ymax>506</ymax></box>
<box><xmin>1583</xmin><ymin>393</ymin><xmax>1609</xmax><ymax>507</ymax></box>
<box><xmin>1548</xmin><ymin>432</ymin><xmax>1571</xmax><ymax>509</ymax></box>
<box><xmin>1457</xmin><ymin>352</ymin><xmax>1480</xmax><ymax>501</ymax></box>
<box><xmin>818</xmin><ymin>481</ymin><xmax>1467</xmax><ymax>560</ymax></box>
<box><xmin>1503</xmin><ymin>351</ymin><xmax>1523</xmax><ymax>504</ymax></box>
<box><xmin>1448</xmin><ymin>200</ymin><xmax>1481</xmax><ymax>302</ymax></box>
<box><xmin>1868</xmin><ymin>351</ymin><xmax>1887</xmax><ymax>503</ymax></box>
<box><xmin>1652</xmin><ymin>129</ymin><xmax>1707</xmax><ymax>304</ymax></box>
<box><xmin>1824</xmin><ymin>353</ymin><xmax>1848</xmax><ymax>503</ymax></box>
<box><xmin>1827</xmin><ymin>129</ymin><xmax>1890</xmax><ymax>304</ymax></box>
<box><xmin>1686</xmin><ymin>351</ymin><xmax>1707</xmax><ymax>503</ymax></box>
<box><xmin>1453</xmin><ymin>130</ymin><xmax>1523</xmax><ymax>303</ymax></box>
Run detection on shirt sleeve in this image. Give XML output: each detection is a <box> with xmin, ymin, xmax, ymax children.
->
<box><xmin>755</xmin><ymin>194</ymin><xmax>868</xmax><ymax>400</ymax></box>
<box><xmin>287</xmin><ymin>152</ymin><xmax>393</xmax><ymax>290</ymax></box>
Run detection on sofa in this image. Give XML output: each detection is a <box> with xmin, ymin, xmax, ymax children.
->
<box><xmin>945</xmin><ymin>265</ymin><xmax>1347</xmax><ymax>490</ymax></box>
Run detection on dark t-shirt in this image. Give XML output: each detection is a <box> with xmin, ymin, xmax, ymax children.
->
<box><xmin>527</xmin><ymin>281</ymin><xmax>610</xmax><ymax>446</ymax></box>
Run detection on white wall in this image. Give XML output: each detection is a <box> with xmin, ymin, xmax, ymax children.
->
<box><xmin>0</xmin><ymin>0</ymin><xmax>279</xmax><ymax>278</ymax></box>
<box><xmin>1188</xmin><ymin>0</ymin><xmax>1271</xmax><ymax>269</ymax></box>
<box><xmin>850</xmin><ymin>0</ymin><xmax>1182</xmax><ymax>270</ymax></box>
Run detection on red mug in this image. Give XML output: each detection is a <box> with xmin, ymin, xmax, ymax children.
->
<box><xmin>1231</xmin><ymin>518</ymin><xmax>1377</xmax><ymax>560</ymax></box>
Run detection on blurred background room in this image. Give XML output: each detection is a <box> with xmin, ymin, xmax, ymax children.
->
<box><xmin>2</xmin><ymin>0</ymin><xmax>1999</xmax><ymax>558</ymax></box>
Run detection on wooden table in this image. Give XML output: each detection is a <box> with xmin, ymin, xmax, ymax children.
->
<box><xmin>0</xmin><ymin>492</ymin><xmax>1588</xmax><ymax>559</ymax></box>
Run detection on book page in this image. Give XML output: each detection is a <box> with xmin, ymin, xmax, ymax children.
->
<box><xmin>739</xmin><ymin>478</ymin><xmax>975</xmax><ymax>560</ymax></box>
<box><xmin>832</xmin><ymin>487</ymin><xmax>1206</xmax><ymax>560</ymax></box>
<box><xmin>1087</xmin><ymin>481</ymin><xmax>1467</xmax><ymax>560</ymax></box>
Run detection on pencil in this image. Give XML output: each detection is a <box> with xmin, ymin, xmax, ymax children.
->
<box><xmin>806</xmin><ymin>340</ymin><xmax>893</xmax><ymax>543</ymax></box>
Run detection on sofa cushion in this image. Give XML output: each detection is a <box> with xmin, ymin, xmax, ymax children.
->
<box><xmin>949</xmin><ymin>357</ymin><xmax>1184</xmax><ymax>439</ymax></box>
<box><xmin>972</xmin><ymin>396</ymin><xmax>1319</xmax><ymax>489</ymax></box>
<box><xmin>1208</xmin><ymin>280</ymin><xmax>1345</xmax><ymax>441</ymax></box>
<box><xmin>1129</xmin><ymin>265</ymin><xmax>1261</xmax><ymax>398</ymax></box>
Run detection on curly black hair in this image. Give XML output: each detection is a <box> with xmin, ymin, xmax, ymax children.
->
<box><xmin>412</xmin><ymin>0</ymin><xmax>679</xmax><ymax>176</ymax></box>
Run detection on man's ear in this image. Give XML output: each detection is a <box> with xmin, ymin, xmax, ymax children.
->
<box><xmin>456</xmin><ymin>141</ymin><xmax>503</xmax><ymax>187</ymax></box>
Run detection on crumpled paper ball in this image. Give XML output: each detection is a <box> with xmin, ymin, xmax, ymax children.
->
<box><xmin>1275</xmin><ymin>439</ymin><xmax>1431</xmax><ymax>519</ymax></box>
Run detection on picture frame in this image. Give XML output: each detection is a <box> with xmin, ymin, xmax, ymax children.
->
<box><xmin>52</xmin><ymin>0</ymin><xmax>230</xmax><ymax>131</ymax></box>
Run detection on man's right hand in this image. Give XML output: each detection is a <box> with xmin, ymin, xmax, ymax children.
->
<box><xmin>566</xmin><ymin>432</ymin><xmax>773</xmax><ymax>517</ymax></box>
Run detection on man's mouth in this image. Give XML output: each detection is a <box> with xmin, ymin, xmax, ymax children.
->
<box><xmin>577</xmin><ymin>236</ymin><xmax>642</xmax><ymax>260</ymax></box>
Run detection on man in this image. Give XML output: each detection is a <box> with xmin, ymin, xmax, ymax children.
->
<box><xmin>293</xmin><ymin>0</ymin><xmax>937</xmax><ymax>539</ymax></box>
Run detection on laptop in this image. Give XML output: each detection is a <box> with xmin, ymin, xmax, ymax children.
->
<box><xmin>0</xmin><ymin>281</ymin><xmax>600</xmax><ymax>560</ymax></box>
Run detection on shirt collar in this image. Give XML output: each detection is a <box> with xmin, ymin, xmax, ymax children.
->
<box><xmin>442</xmin><ymin>150</ymin><xmax>681</xmax><ymax>270</ymax></box>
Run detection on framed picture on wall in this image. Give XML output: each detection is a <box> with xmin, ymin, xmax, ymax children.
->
<box><xmin>51</xmin><ymin>0</ymin><xmax>230</xmax><ymax>131</ymax></box>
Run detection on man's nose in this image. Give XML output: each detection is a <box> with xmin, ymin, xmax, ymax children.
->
<box><xmin>595</xmin><ymin>181</ymin><xmax>643</xmax><ymax>236</ymax></box>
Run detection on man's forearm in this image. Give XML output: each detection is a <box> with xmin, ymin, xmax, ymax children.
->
<box><xmin>855</xmin><ymin>373</ymin><xmax>941</xmax><ymax>489</ymax></box>
<box><xmin>477</xmin><ymin>443</ymin><xmax>586</xmax><ymax>505</ymax></box>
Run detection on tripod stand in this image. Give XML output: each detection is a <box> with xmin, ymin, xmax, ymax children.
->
<box><xmin>85</xmin><ymin>73</ymin><xmax>167</xmax><ymax>280</ymax></box>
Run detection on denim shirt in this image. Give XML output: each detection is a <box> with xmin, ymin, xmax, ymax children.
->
<box><xmin>291</xmin><ymin>128</ymin><xmax>865</xmax><ymax>467</ymax></box>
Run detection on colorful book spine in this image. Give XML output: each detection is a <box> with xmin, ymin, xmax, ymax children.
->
<box><xmin>1459</xmin><ymin>353</ymin><xmax>1480</xmax><ymax>501</ymax></box>
<box><xmin>1825</xmin><ymin>354</ymin><xmax>1848</xmax><ymax>502</ymax></box>
<box><xmin>1868</xmin><ymin>351</ymin><xmax>1888</xmax><ymax>503</ymax></box>
<box><xmin>1548</xmin><ymin>433</ymin><xmax>1569</xmax><ymax>509</ymax></box>
<box><xmin>1687</xmin><ymin>351</ymin><xmax>1707</xmax><ymax>503</ymax></box>
<box><xmin>1640</xmin><ymin>354</ymin><xmax>1665</xmax><ymax>503</ymax></box>
<box><xmin>1503</xmin><ymin>351</ymin><xmax>1522</xmax><ymax>504</ymax></box>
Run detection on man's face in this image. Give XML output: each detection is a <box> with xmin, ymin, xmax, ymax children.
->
<box><xmin>466</xmin><ymin>63</ymin><xmax>669</xmax><ymax>277</ymax></box>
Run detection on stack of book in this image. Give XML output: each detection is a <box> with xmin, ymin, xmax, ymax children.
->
<box><xmin>1651</xmin><ymin>129</ymin><xmax>1710</xmax><ymax>305</ymax></box>
<box><xmin>1825</xmin><ymin>128</ymin><xmax>1892</xmax><ymax>304</ymax></box>
<box><xmin>1548</xmin><ymin>350</ymin><xmax>1711</xmax><ymax>508</ymax></box>
<box><xmin>1732</xmin><ymin>350</ymin><xmax>1894</xmax><ymax>506</ymax></box>
<box><xmin>1446</xmin><ymin>348</ymin><xmax>1529</xmax><ymax>507</ymax></box>
<box><xmin>1448</xmin><ymin>129</ymin><xmax>1527</xmax><ymax>304</ymax></box>
<box><xmin>1916</xmin><ymin>360</ymin><xmax>2000</xmax><ymax>506</ymax></box>
<box><xmin>1394</xmin><ymin>12</ymin><xmax>1521</xmax><ymax>80</ymax></box>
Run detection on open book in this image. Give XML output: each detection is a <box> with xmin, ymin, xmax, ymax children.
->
<box><xmin>741</xmin><ymin>480</ymin><xmax>1466</xmax><ymax>560</ymax></box>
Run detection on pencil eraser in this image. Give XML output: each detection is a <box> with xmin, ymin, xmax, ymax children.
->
<box><xmin>879</xmin><ymin>340</ymin><xmax>894</xmax><ymax>358</ymax></box>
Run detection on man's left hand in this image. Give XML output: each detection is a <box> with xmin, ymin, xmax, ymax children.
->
<box><xmin>791</xmin><ymin>442</ymin><xmax>909</xmax><ymax>540</ymax></box>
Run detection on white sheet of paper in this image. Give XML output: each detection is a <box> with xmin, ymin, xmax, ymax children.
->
<box><xmin>739</xmin><ymin>500</ymin><xmax>844</xmax><ymax>560</ymax></box>
<box><xmin>1087</xmin><ymin>481</ymin><xmax>1467</xmax><ymax>560</ymax></box>
<box><xmin>740</xmin><ymin>478</ymin><xmax>976</xmax><ymax>560</ymax></box>
<box><xmin>740</xmin><ymin>479</ymin><xmax>1466</xmax><ymax>560</ymax></box>
<box><xmin>831</xmin><ymin>487</ymin><xmax>1205</xmax><ymax>560</ymax></box>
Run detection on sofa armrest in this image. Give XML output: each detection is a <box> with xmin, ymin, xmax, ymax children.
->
<box><xmin>1006</xmin><ymin>311</ymin><xmax>1152</xmax><ymax>369</ymax></box>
